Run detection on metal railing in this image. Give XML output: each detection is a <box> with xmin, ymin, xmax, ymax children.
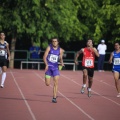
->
<box><xmin>10</xmin><ymin>50</ymin><xmax>112</xmax><ymax>70</ymax></box>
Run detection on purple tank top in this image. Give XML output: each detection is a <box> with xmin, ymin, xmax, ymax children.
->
<box><xmin>47</xmin><ymin>44</ymin><xmax>60</xmax><ymax>67</ymax></box>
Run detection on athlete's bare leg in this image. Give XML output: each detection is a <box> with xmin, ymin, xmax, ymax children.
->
<box><xmin>88</xmin><ymin>76</ymin><xmax>93</xmax><ymax>88</ymax></box>
<box><xmin>87</xmin><ymin>76</ymin><xmax>93</xmax><ymax>97</ymax></box>
<box><xmin>53</xmin><ymin>76</ymin><xmax>59</xmax><ymax>98</ymax></box>
<box><xmin>83</xmin><ymin>69</ymin><xmax>88</xmax><ymax>85</ymax></box>
<box><xmin>113</xmin><ymin>72</ymin><xmax>120</xmax><ymax>93</ymax></box>
<box><xmin>81</xmin><ymin>69</ymin><xmax>88</xmax><ymax>93</ymax></box>
<box><xmin>45</xmin><ymin>77</ymin><xmax>51</xmax><ymax>86</ymax></box>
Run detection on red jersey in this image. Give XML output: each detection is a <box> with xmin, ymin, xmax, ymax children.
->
<box><xmin>82</xmin><ymin>47</ymin><xmax>95</xmax><ymax>68</ymax></box>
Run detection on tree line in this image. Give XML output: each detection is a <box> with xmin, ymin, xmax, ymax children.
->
<box><xmin>0</xmin><ymin>0</ymin><xmax>120</xmax><ymax>67</ymax></box>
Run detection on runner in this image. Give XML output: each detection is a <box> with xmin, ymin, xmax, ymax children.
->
<box><xmin>0</xmin><ymin>32</ymin><xmax>10</xmax><ymax>88</ymax></box>
<box><xmin>109</xmin><ymin>41</ymin><xmax>120</xmax><ymax>97</ymax></box>
<box><xmin>74</xmin><ymin>39</ymin><xmax>99</xmax><ymax>97</ymax></box>
<box><xmin>43</xmin><ymin>38</ymin><xmax>64</xmax><ymax>103</ymax></box>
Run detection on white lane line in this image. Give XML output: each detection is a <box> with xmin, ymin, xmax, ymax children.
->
<box><xmin>10</xmin><ymin>70</ymin><xmax>37</xmax><ymax>120</ymax></box>
<box><xmin>34</xmin><ymin>72</ymin><xmax>95</xmax><ymax>120</ymax></box>
<box><xmin>61</xmin><ymin>74</ymin><xmax>120</xmax><ymax>106</ymax></box>
<box><xmin>98</xmin><ymin>80</ymin><xmax>115</xmax><ymax>88</ymax></box>
<box><xmin>63</xmin><ymin>72</ymin><xmax>115</xmax><ymax>88</ymax></box>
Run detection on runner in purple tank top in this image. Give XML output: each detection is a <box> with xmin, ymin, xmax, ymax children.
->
<box><xmin>43</xmin><ymin>38</ymin><xmax>64</xmax><ymax>103</ymax></box>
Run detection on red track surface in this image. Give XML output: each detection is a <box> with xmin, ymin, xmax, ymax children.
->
<box><xmin>0</xmin><ymin>69</ymin><xmax>120</xmax><ymax>120</ymax></box>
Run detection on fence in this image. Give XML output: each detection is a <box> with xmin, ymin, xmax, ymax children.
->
<box><xmin>10</xmin><ymin>50</ymin><xmax>112</xmax><ymax>71</ymax></box>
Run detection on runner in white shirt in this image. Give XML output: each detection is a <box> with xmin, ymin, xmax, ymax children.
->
<box><xmin>0</xmin><ymin>32</ymin><xmax>10</xmax><ymax>88</ymax></box>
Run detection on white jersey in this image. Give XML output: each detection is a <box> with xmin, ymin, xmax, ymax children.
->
<box><xmin>0</xmin><ymin>41</ymin><xmax>7</xmax><ymax>59</ymax></box>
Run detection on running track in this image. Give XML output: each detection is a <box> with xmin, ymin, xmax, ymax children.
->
<box><xmin>0</xmin><ymin>69</ymin><xmax>120</xmax><ymax>120</ymax></box>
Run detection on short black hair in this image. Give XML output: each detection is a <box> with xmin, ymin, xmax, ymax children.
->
<box><xmin>114</xmin><ymin>41</ymin><xmax>120</xmax><ymax>45</ymax></box>
<box><xmin>51</xmin><ymin>37</ymin><xmax>59</xmax><ymax>42</ymax></box>
<box><xmin>86</xmin><ymin>39</ymin><xmax>94</xmax><ymax>44</ymax></box>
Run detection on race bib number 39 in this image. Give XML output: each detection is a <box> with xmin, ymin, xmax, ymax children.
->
<box><xmin>0</xmin><ymin>50</ymin><xmax>5</xmax><ymax>56</ymax></box>
<box><xmin>85</xmin><ymin>59</ymin><xmax>93</xmax><ymax>67</ymax></box>
<box><xmin>114</xmin><ymin>58</ymin><xmax>120</xmax><ymax>65</ymax></box>
<box><xmin>49</xmin><ymin>54</ymin><xmax>58</xmax><ymax>63</ymax></box>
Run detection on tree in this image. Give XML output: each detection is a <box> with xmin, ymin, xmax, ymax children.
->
<box><xmin>0</xmin><ymin>0</ymin><xmax>44</xmax><ymax>68</ymax></box>
<box><xmin>0</xmin><ymin>0</ymin><xmax>120</xmax><ymax>69</ymax></box>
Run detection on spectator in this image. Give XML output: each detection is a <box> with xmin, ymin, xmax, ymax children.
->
<box><xmin>29</xmin><ymin>42</ymin><xmax>41</xmax><ymax>69</ymax></box>
<box><xmin>97</xmin><ymin>39</ymin><xmax>107</xmax><ymax>72</ymax></box>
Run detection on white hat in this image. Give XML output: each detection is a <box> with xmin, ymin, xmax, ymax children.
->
<box><xmin>101</xmin><ymin>40</ymin><xmax>105</xmax><ymax>43</ymax></box>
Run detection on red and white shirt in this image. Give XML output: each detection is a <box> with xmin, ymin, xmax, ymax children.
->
<box><xmin>82</xmin><ymin>47</ymin><xmax>95</xmax><ymax>68</ymax></box>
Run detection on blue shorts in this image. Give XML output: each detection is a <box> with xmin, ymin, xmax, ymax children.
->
<box><xmin>112</xmin><ymin>68</ymin><xmax>120</xmax><ymax>73</ymax></box>
<box><xmin>45</xmin><ymin>66</ymin><xmax>60</xmax><ymax>77</ymax></box>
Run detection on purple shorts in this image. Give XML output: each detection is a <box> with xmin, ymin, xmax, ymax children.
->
<box><xmin>45</xmin><ymin>66</ymin><xmax>60</xmax><ymax>77</ymax></box>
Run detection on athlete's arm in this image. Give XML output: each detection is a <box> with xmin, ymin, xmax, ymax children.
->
<box><xmin>97</xmin><ymin>44</ymin><xmax>100</xmax><ymax>51</ymax></box>
<box><xmin>43</xmin><ymin>46</ymin><xmax>50</xmax><ymax>72</ymax></box>
<box><xmin>43</xmin><ymin>46</ymin><xmax>50</xmax><ymax>66</ymax></box>
<box><xmin>93</xmin><ymin>47</ymin><xmax>99</xmax><ymax>57</ymax></box>
<box><xmin>59</xmin><ymin>48</ymin><xmax>64</xmax><ymax>66</ymax></box>
<box><xmin>6</xmin><ymin>42</ymin><xmax>11</xmax><ymax>61</ymax></box>
<box><xmin>74</xmin><ymin>48</ymin><xmax>83</xmax><ymax>65</ymax></box>
<box><xmin>109</xmin><ymin>52</ymin><xmax>113</xmax><ymax>64</ymax></box>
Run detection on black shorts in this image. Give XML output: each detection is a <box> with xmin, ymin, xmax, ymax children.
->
<box><xmin>82</xmin><ymin>66</ymin><xmax>94</xmax><ymax>77</ymax></box>
<box><xmin>0</xmin><ymin>59</ymin><xmax>7</xmax><ymax>67</ymax></box>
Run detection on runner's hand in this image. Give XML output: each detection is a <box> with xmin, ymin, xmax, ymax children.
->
<box><xmin>75</xmin><ymin>61</ymin><xmax>79</xmax><ymax>65</ymax></box>
<box><xmin>45</xmin><ymin>65</ymin><xmax>48</xmax><ymax>72</ymax></box>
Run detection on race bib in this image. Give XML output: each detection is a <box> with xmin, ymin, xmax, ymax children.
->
<box><xmin>0</xmin><ymin>50</ymin><xmax>5</xmax><ymax>56</ymax></box>
<box><xmin>49</xmin><ymin>54</ymin><xmax>58</xmax><ymax>63</ymax></box>
<box><xmin>85</xmin><ymin>59</ymin><xmax>93</xmax><ymax>67</ymax></box>
<box><xmin>114</xmin><ymin>58</ymin><xmax>120</xmax><ymax>65</ymax></box>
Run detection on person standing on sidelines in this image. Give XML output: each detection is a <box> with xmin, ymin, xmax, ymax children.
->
<box><xmin>0</xmin><ymin>32</ymin><xmax>10</xmax><ymax>88</ymax></box>
<box><xmin>74</xmin><ymin>39</ymin><xmax>99</xmax><ymax>97</ymax></box>
<box><xmin>109</xmin><ymin>41</ymin><xmax>120</xmax><ymax>97</ymax></box>
<box><xmin>29</xmin><ymin>43</ymin><xmax>41</xmax><ymax>69</ymax></box>
<box><xmin>97</xmin><ymin>40</ymin><xmax>107</xmax><ymax>72</ymax></box>
<box><xmin>43</xmin><ymin>38</ymin><xmax>64</xmax><ymax>103</ymax></box>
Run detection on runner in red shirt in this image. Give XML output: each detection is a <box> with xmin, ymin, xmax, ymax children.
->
<box><xmin>74</xmin><ymin>39</ymin><xmax>99</xmax><ymax>97</ymax></box>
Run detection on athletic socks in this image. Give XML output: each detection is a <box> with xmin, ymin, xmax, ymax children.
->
<box><xmin>82</xmin><ymin>84</ymin><xmax>86</xmax><ymax>88</ymax></box>
<box><xmin>117</xmin><ymin>93</ymin><xmax>120</xmax><ymax>97</ymax></box>
<box><xmin>1</xmin><ymin>72</ymin><xmax>6</xmax><ymax>87</ymax></box>
<box><xmin>87</xmin><ymin>88</ymin><xmax>91</xmax><ymax>91</ymax></box>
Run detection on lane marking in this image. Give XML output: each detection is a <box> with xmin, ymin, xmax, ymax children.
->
<box><xmin>61</xmin><ymin>72</ymin><xmax>115</xmax><ymax>88</ymax></box>
<box><xmin>97</xmin><ymin>80</ymin><xmax>115</xmax><ymax>88</ymax></box>
<box><xmin>35</xmin><ymin>72</ymin><xmax>95</xmax><ymax>120</ymax></box>
<box><xmin>61</xmin><ymin>74</ymin><xmax>120</xmax><ymax>106</ymax></box>
<box><xmin>10</xmin><ymin>70</ymin><xmax>37</xmax><ymax>120</ymax></box>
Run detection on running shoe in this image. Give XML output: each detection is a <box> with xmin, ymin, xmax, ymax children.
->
<box><xmin>52</xmin><ymin>98</ymin><xmax>57</xmax><ymax>103</ymax></box>
<box><xmin>88</xmin><ymin>91</ymin><xmax>92</xmax><ymax>97</ymax></box>
<box><xmin>117</xmin><ymin>93</ymin><xmax>120</xmax><ymax>97</ymax></box>
<box><xmin>0</xmin><ymin>85</ymin><xmax>4</xmax><ymax>88</ymax></box>
<box><xmin>81</xmin><ymin>87</ymin><xmax>85</xmax><ymax>94</ymax></box>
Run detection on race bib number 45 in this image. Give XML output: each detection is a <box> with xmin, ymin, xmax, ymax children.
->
<box><xmin>49</xmin><ymin>54</ymin><xmax>58</xmax><ymax>63</ymax></box>
<box><xmin>0</xmin><ymin>50</ymin><xmax>5</xmax><ymax>56</ymax></box>
<box><xmin>85</xmin><ymin>59</ymin><xmax>93</xmax><ymax>67</ymax></box>
<box><xmin>114</xmin><ymin>58</ymin><xmax>120</xmax><ymax>65</ymax></box>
